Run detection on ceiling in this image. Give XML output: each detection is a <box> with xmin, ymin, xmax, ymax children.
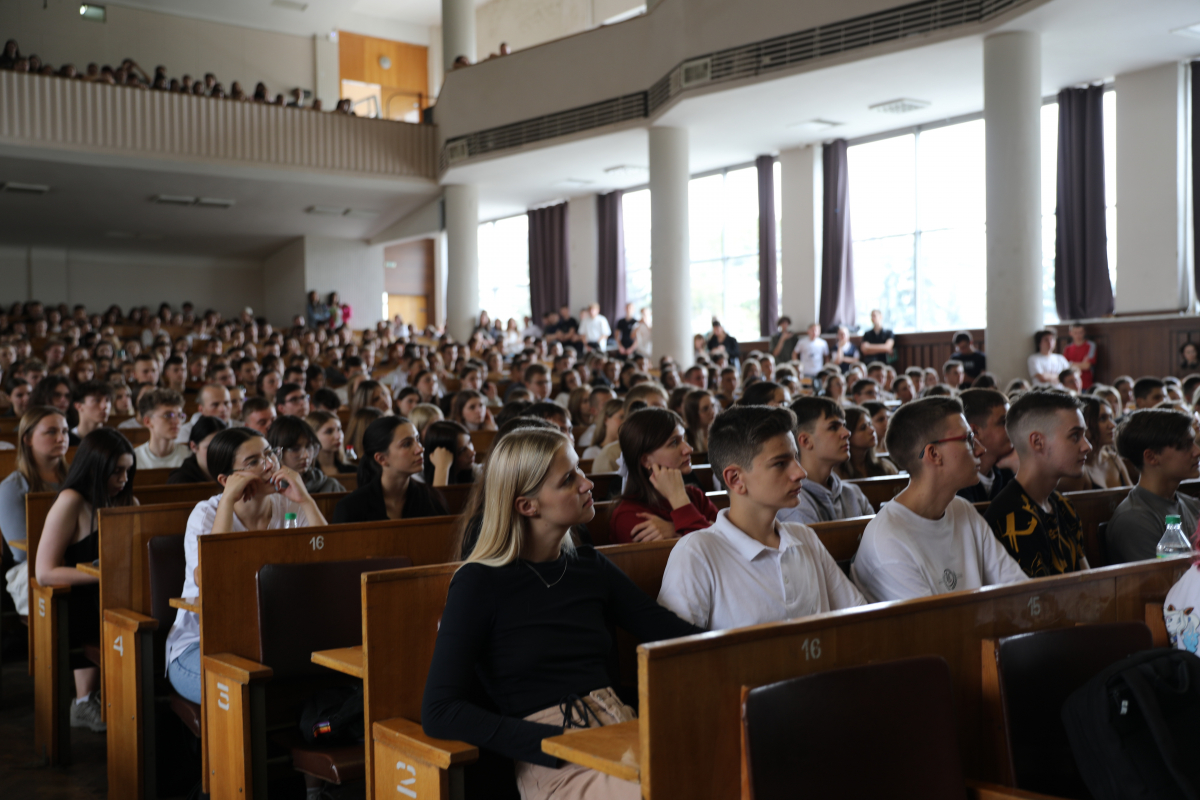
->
<box><xmin>444</xmin><ymin>0</ymin><xmax>1200</xmax><ymax>221</ymax></box>
<box><xmin>0</xmin><ymin>153</ymin><xmax>439</xmax><ymax>258</ymax></box>
<box><xmin>102</xmin><ymin>0</ymin><xmax>491</xmax><ymax>41</ymax></box>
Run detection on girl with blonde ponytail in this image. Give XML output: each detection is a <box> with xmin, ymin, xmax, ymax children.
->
<box><xmin>422</xmin><ymin>427</ymin><xmax>703</xmax><ymax>800</ymax></box>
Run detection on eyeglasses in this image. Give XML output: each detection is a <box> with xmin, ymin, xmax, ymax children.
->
<box><xmin>284</xmin><ymin>393</ymin><xmax>309</xmax><ymax>405</ymax></box>
<box><xmin>156</xmin><ymin>411</ymin><xmax>185</xmax><ymax>422</ymax></box>
<box><xmin>237</xmin><ymin>448</ymin><xmax>281</xmax><ymax>471</ymax></box>
<box><xmin>919</xmin><ymin>432</ymin><xmax>977</xmax><ymax>459</ymax></box>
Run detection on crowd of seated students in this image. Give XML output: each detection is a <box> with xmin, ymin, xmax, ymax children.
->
<box><xmin>0</xmin><ymin>38</ymin><xmax>348</xmax><ymax>112</ymax></box>
<box><xmin>9</xmin><ymin>292</ymin><xmax>1200</xmax><ymax>796</ymax></box>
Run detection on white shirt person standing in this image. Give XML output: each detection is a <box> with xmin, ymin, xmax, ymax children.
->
<box><xmin>792</xmin><ymin>323</ymin><xmax>830</xmax><ymax>379</ymax></box>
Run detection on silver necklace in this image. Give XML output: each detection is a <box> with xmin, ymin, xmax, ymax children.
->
<box><xmin>523</xmin><ymin>558</ymin><xmax>568</xmax><ymax>589</ymax></box>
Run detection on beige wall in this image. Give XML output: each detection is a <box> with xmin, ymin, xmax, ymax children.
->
<box><xmin>0</xmin><ymin>245</ymin><xmax>264</xmax><ymax>319</ymax></box>
<box><xmin>1</xmin><ymin>2</ymin><xmax>314</xmax><ymax>96</ymax></box>
<box><xmin>474</xmin><ymin>0</ymin><xmax>645</xmax><ymax>59</ymax></box>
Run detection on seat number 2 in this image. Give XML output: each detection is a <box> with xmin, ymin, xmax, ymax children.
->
<box><xmin>395</xmin><ymin>760</ymin><xmax>417</xmax><ymax>798</ymax></box>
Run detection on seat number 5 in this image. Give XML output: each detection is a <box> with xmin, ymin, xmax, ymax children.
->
<box><xmin>310</xmin><ymin>535</ymin><xmax>324</xmax><ymax>550</ymax></box>
<box><xmin>113</xmin><ymin>635</ymin><xmax>124</xmax><ymax>657</ymax></box>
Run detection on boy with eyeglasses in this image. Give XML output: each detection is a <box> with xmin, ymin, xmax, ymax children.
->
<box><xmin>983</xmin><ymin>390</ymin><xmax>1091</xmax><ymax>577</ymax></box>
<box><xmin>851</xmin><ymin>397</ymin><xmax>1027</xmax><ymax>602</ymax></box>
<box><xmin>275</xmin><ymin>382</ymin><xmax>311</xmax><ymax>419</ymax></box>
<box><xmin>133</xmin><ymin>388</ymin><xmax>191</xmax><ymax>469</ymax></box>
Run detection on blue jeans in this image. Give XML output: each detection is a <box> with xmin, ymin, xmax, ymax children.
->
<box><xmin>168</xmin><ymin>643</ymin><xmax>202</xmax><ymax>704</ymax></box>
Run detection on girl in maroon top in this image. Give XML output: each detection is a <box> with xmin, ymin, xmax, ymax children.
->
<box><xmin>610</xmin><ymin>407</ymin><xmax>719</xmax><ymax>544</ymax></box>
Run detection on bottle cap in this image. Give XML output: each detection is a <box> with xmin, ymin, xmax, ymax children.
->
<box><xmin>284</xmin><ymin>513</ymin><xmax>297</xmax><ymax>521</ymax></box>
<box><xmin>1166</xmin><ymin>515</ymin><xmax>1182</xmax><ymax>525</ymax></box>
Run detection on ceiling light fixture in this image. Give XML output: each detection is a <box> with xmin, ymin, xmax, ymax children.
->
<box><xmin>1</xmin><ymin>182</ymin><xmax>50</xmax><ymax>194</ymax></box>
<box><xmin>869</xmin><ymin>98</ymin><xmax>931</xmax><ymax>114</ymax></box>
<box><xmin>1171</xmin><ymin>21</ymin><xmax>1200</xmax><ymax>38</ymax></box>
<box><xmin>307</xmin><ymin>205</ymin><xmax>346</xmax><ymax>215</ymax></box>
<box><xmin>603</xmin><ymin>165</ymin><xmax>648</xmax><ymax>181</ymax></box>
<box><xmin>196</xmin><ymin>197</ymin><xmax>236</xmax><ymax>209</ymax></box>
<box><xmin>787</xmin><ymin>119</ymin><xmax>843</xmax><ymax>132</ymax></box>
<box><xmin>79</xmin><ymin>4</ymin><xmax>106</xmax><ymax>22</ymax></box>
<box><xmin>152</xmin><ymin>195</ymin><xmax>234</xmax><ymax>208</ymax></box>
<box><xmin>271</xmin><ymin>0</ymin><xmax>308</xmax><ymax>11</ymax></box>
<box><xmin>344</xmin><ymin>209</ymin><xmax>380</xmax><ymax>219</ymax></box>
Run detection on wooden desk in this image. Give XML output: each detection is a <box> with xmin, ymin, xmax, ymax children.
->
<box><xmin>311</xmin><ymin>646</ymin><xmax>363</xmax><ymax>679</ymax></box>
<box><xmin>542</xmin><ymin>721</ymin><xmax>640</xmax><ymax>783</ymax></box>
<box><xmin>169</xmin><ymin>597</ymin><xmax>199</xmax><ymax>613</ymax></box>
<box><xmin>76</xmin><ymin>562</ymin><xmax>100</xmax><ymax>578</ymax></box>
<box><xmin>10</xmin><ymin>538</ymin><xmax>25</xmax><ymax>552</ymax></box>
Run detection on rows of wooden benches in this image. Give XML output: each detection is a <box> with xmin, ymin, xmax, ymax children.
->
<box><xmin>23</xmin><ymin>468</ymin><xmax>1191</xmax><ymax>798</ymax></box>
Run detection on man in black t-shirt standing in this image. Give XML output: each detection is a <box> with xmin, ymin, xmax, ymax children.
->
<box><xmin>860</xmin><ymin>309</ymin><xmax>895</xmax><ymax>365</ymax></box>
<box><xmin>615</xmin><ymin>302</ymin><xmax>638</xmax><ymax>356</ymax></box>
<box><xmin>556</xmin><ymin>304</ymin><xmax>583</xmax><ymax>355</ymax></box>
<box><xmin>952</xmin><ymin>331</ymin><xmax>987</xmax><ymax>381</ymax></box>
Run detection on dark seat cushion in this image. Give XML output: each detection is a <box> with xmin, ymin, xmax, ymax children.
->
<box><xmin>290</xmin><ymin>742</ymin><xmax>366</xmax><ymax>785</ymax></box>
<box><xmin>170</xmin><ymin>692</ymin><xmax>202</xmax><ymax>738</ymax></box>
<box><xmin>995</xmin><ymin>621</ymin><xmax>1152</xmax><ymax>798</ymax></box>
<box><xmin>743</xmin><ymin>656</ymin><xmax>964</xmax><ymax>800</ymax></box>
<box><xmin>256</xmin><ymin>556</ymin><xmax>412</xmax><ymax>679</ymax></box>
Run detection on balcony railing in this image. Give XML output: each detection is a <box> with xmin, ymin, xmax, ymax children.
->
<box><xmin>0</xmin><ymin>71</ymin><xmax>437</xmax><ymax>180</ymax></box>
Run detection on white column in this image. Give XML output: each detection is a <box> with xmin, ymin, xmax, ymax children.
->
<box><xmin>441</xmin><ymin>0</ymin><xmax>476</xmax><ymax>71</ymax></box>
<box><xmin>649</xmin><ymin>126</ymin><xmax>692</xmax><ymax>366</ymax></box>
<box><xmin>1114</xmin><ymin>62</ymin><xmax>1190</xmax><ymax>314</ymax></box>
<box><xmin>313</xmin><ymin>33</ymin><xmax>339</xmax><ymax>109</ymax></box>
<box><xmin>568</xmin><ymin>194</ymin><xmax>599</xmax><ymax>313</ymax></box>
<box><xmin>984</xmin><ymin>31</ymin><xmax>1042</xmax><ymax>384</ymax></box>
<box><xmin>443</xmin><ymin>184</ymin><xmax>479</xmax><ymax>342</ymax></box>
<box><xmin>779</xmin><ymin>144</ymin><xmax>822</xmax><ymax>328</ymax></box>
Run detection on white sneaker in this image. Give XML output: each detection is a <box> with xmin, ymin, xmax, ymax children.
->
<box><xmin>69</xmin><ymin>693</ymin><xmax>107</xmax><ymax>733</ymax></box>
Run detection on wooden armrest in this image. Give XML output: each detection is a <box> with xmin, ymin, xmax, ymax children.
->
<box><xmin>202</xmin><ymin>652</ymin><xmax>273</xmax><ymax>684</ymax></box>
<box><xmin>541</xmin><ymin>720</ymin><xmax>639</xmax><ymax>782</ymax></box>
<box><xmin>169</xmin><ymin>596</ymin><xmax>199</xmax><ymax>613</ymax></box>
<box><xmin>1145</xmin><ymin>602</ymin><xmax>1169</xmax><ymax>648</ymax></box>
<box><xmin>966</xmin><ymin>780</ymin><xmax>1073</xmax><ymax>800</ymax></box>
<box><xmin>9</xmin><ymin>538</ymin><xmax>25</xmax><ymax>552</ymax></box>
<box><xmin>103</xmin><ymin>608</ymin><xmax>159</xmax><ymax>633</ymax></box>
<box><xmin>373</xmin><ymin>718</ymin><xmax>478</xmax><ymax>769</ymax></box>
<box><xmin>311</xmin><ymin>646</ymin><xmax>363</xmax><ymax>678</ymax></box>
<box><xmin>75</xmin><ymin>562</ymin><xmax>100</xmax><ymax>578</ymax></box>
<box><xmin>31</xmin><ymin>580</ymin><xmax>71</xmax><ymax>596</ymax></box>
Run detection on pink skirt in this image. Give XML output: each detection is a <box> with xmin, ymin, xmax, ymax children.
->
<box><xmin>517</xmin><ymin>693</ymin><xmax>641</xmax><ymax>800</ymax></box>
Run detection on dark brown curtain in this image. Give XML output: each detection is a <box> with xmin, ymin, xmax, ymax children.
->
<box><xmin>597</xmin><ymin>191</ymin><xmax>626</xmax><ymax>326</ymax></box>
<box><xmin>757</xmin><ymin>155</ymin><xmax>779</xmax><ymax>337</ymax></box>
<box><xmin>527</xmin><ymin>202</ymin><xmax>569</xmax><ymax>323</ymax></box>
<box><xmin>1193</xmin><ymin>62</ymin><xmax>1200</xmax><ymax>302</ymax></box>
<box><xmin>820</xmin><ymin>139</ymin><xmax>856</xmax><ymax>329</ymax></box>
<box><xmin>1054</xmin><ymin>86</ymin><xmax>1113</xmax><ymax>320</ymax></box>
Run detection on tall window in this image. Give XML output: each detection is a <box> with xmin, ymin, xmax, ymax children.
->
<box><xmin>623</xmin><ymin>189</ymin><xmax>653</xmax><ymax>314</ymax></box>
<box><xmin>848</xmin><ymin>120</ymin><xmax>986</xmax><ymax>333</ymax></box>
<box><xmin>477</xmin><ymin>214</ymin><xmax>531</xmax><ymax>325</ymax></box>
<box><xmin>689</xmin><ymin>167</ymin><xmax>760</xmax><ymax>340</ymax></box>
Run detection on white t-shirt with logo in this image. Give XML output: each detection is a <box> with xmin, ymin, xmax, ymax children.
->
<box><xmin>793</xmin><ymin>337</ymin><xmax>830</xmax><ymax>377</ymax></box>
<box><xmin>1164</xmin><ymin>564</ymin><xmax>1200</xmax><ymax>654</ymax></box>
<box><xmin>851</xmin><ymin>495</ymin><xmax>1028</xmax><ymax>603</ymax></box>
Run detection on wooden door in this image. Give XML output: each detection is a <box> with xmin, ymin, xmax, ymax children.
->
<box><xmin>388</xmin><ymin>295</ymin><xmax>427</xmax><ymax>330</ymax></box>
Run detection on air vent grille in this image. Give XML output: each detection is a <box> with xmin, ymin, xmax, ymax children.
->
<box><xmin>441</xmin><ymin>93</ymin><xmax>647</xmax><ymax>170</ymax></box>
<box><xmin>441</xmin><ymin>0</ymin><xmax>1029</xmax><ymax>166</ymax></box>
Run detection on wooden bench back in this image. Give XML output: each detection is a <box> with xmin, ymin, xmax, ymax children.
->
<box><xmin>97</xmin><ymin>502</ymin><xmax>197</xmax><ymax>616</ymax></box>
<box><xmin>845</xmin><ymin>474</ymin><xmax>908</xmax><ymax>511</ymax></box>
<box><xmin>635</xmin><ymin>558</ymin><xmax>1190</xmax><ymax>799</ymax></box>
<box><xmin>468</xmin><ymin>429</ymin><xmax>496</xmax><ymax>455</ymax></box>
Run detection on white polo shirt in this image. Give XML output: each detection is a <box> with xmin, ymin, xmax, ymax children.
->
<box><xmin>657</xmin><ymin>509</ymin><xmax>867</xmax><ymax>631</ymax></box>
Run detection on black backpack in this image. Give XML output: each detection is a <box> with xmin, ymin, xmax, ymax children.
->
<box><xmin>298</xmin><ymin>685</ymin><xmax>364</xmax><ymax>745</ymax></box>
<box><xmin>1061</xmin><ymin>648</ymin><xmax>1200</xmax><ymax>800</ymax></box>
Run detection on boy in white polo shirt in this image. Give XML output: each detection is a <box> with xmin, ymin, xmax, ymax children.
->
<box><xmin>851</xmin><ymin>396</ymin><xmax>1027</xmax><ymax>602</ymax></box>
<box><xmin>132</xmin><ymin>388</ymin><xmax>191</xmax><ymax>470</ymax></box>
<box><xmin>658</xmin><ymin>405</ymin><xmax>866</xmax><ymax>631</ymax></box>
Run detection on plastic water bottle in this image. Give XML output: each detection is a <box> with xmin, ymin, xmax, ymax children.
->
<box><xmin>1156</xmin><ymin>515</ymin><xmax>1193</xmax><ymax>558</ymax></box>
<box><xmin>283</xmin><ymin>512</ymin><xmax>299</xmax><ymax>530</ymax></box>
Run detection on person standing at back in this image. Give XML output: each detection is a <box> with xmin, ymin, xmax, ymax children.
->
<box><xmin>860</xmin><ymin>309</ymin><xmax>894</xmax><ymax>366</ymax></box>
<box><xmin>1028</xmin><ymin>330</ymin><xmax>1069</xmax><ymax>387</ymax></box>
<box><xmin>982</xmin><ymin>390</ymin><xmax>1091</xmax><ymax>577</ymax></box>
<box><xmin>792</xmin><ymin>323</ymin><xmax>829</xmax><ymax>379</ymax></box>
<box><xmin>951</xmin><ymin>331</ymin><xmax>987</xmax><ymax>383</ymax></box>
<box><xmin>1062</xmin><ymin>323</ymin><xmax>1097</xmax><ymax>390</ymax></box>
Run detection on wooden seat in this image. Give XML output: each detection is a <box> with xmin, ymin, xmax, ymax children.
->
<box><xmin>742</xmin><ymin>656</ymin><xmax>969</xmax><ymax>799</ymax></box>
<box><xmin>845</xmin><ymin>473</ymin><xmax>908</xmax><ymax>511</ymax></box>
<box><xmin>981</xmin><ymin>622</ymin><xmax>1153</xmax><ymax>797</ymax></box>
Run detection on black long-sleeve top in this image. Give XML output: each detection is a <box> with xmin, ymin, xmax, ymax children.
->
<box><xmin>421</xmin><ymin>546</ymin><xmax>704</xmax><ymax>766</ymax></box>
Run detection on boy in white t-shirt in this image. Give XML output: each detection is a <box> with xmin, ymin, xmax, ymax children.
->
<box><xmin>851</xmin><ymin>396</ymin><xmax>1027</xmax><ymax>602</ymax></box>
<box><xmin>132</xmin><ymin>388</ymin><xmax>191</xmax><ymax>469</ymax></box>
<box><xmin>658</xmin><ymin>405</ymin><xmax>866</xmax><ymax>631</ymax></box>
<box><xmin>792</xmin><ymin>323</ymin><xmax>830</xmax><ymax>379</ymax></box>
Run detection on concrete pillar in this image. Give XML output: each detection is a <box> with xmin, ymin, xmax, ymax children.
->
<box><xmin>1114</xmin><ymin>62</ymin><xmax>1190</xmax><ymax>314</ymax></box>
<box><xmin>649</xmin><ymin>126</ymin><xmax>692</xmax><ymax>365</ymax></box>
<box><xmin>984</xmin><ymin>31</ymin><xmax>1042</xmax><ymax>384</ymax></box>
<box><xmin>779</xmin><ymin>145</ymin><xmax>822</xmax><ymax>329</ymax></box>
<box><xmin>568</xmin><ymin>194</ymin><xmax>599</xmax><ymax>314</ymax></box>
<box><xmin>444</xmin><ymin>184</ymin><xmax>480</xmax><ymax>342</ymax></box>
<box><xmin>441</xmin><ymin>0</ymin><xmax>476</xmax><ymax>71</ymax></box>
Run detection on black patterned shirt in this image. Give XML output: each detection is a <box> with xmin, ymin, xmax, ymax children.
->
<box><xmin>983</xmin><ymin>480</ymin><xmax>1086</xmax><ymax>577</ymax></box>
